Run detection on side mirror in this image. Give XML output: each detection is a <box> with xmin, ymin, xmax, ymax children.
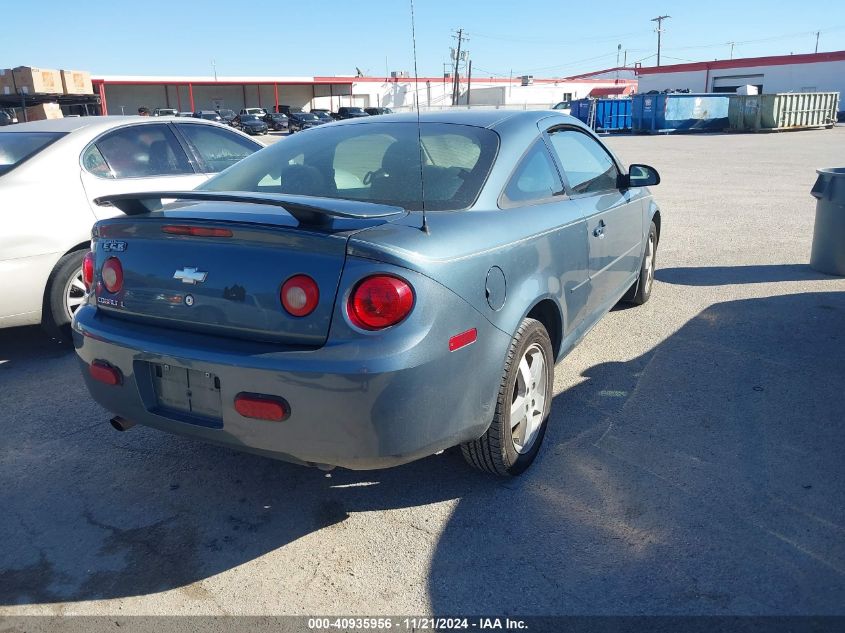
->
<box><xmin>627</xmin><ymin>164</ymin><xmax>660</xmax><ymax>187</ymax></box>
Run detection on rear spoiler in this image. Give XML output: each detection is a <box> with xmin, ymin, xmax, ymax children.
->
<box><xmin>94</xmin><ymin>191</ymin><xmax>405</xmax><ymax>227</ymax></box>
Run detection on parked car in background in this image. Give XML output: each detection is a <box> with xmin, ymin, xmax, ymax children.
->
<box><xmin>287</xmin><ymin>111</ymin><xmax>324</xmax><ymax>133</ymax></box>
<box><xmin>153</xmin><ymin>108</ymin><xmax>178</xmax><ymax>117</ymax></box>
<box><xmin>0</xmin><ymin>116</ymin><xmax>262</xmax><ymax>339</ymax></box>
<box><xmin>0</xmin><ymin>110</ymin><xmax>18</xmax><ymax>126</ymax></box>
<box><xmin>263</xmin><ymin>112</ymin><xmax>289</xmax><ymax>131</ymax></box>
<box><xmin>334</xmin><ymin>106</ymin><xmax>369</xmax><ymax>120</ymax></box>
<box><xmin>176</xmin><ymin>112</ymin><xmax>194</xmax><ymax>117</ymax></box>
<box><xmin>193</xmin><ymin>110</ymin><xmax>224</xmax><ymax>123</ymax></box>
<box><xmin>217</xmin><ymin>109</ymin><xmax>237</xmax><ymax>126</ymax></box>
<box><xmin>365</xmin><ymin>107</ymin><xmax>393</xmax><ymax>116</ymax></box>
<box><xmin>234</xmin><ymin>114</ymin><xmax>269</xmax><ymax>135</ymax></box>
<box><xmin>310</xmin><ymin>109</ymin><xmax>335</xmax><ymax>122</ymax></box>
<box><xmin>552</xmin><ymin>101</ymin><xmax>572</xmax><ymax>115</ymax></box>
<box><xmin>275</xmin><ymin>105</ymin><xmax>302</xmax><ymax>116</ymax></box>
<box><xmin>239</xmin><ymin>107</ymin><xmax>267</xmax><ymax>117</ymax></box>
<box><xmin>73</xmin><ymin>110</ymin><xmax>662</xmax><ymax>476</ymax></box>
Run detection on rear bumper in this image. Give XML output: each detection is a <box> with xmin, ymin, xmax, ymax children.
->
<box><xmin>72</xmin><ymin>262</ymin><xmax>510</xmax><ymax>469</ymax></box>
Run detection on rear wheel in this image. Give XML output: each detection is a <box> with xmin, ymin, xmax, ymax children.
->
<box><xmin>622</xmin><ymin>219</ymin><xmax>657</xmax><ymax>305</ymax></box>
<box><xmin>461</xmin><ymin>318</ymin><xmax>553</xmax><ymax>476</ymax></box>
<box><xmin>42</xmin><ymin>250</ymin><xmax>87</xmax><ymax>342</ymax></box>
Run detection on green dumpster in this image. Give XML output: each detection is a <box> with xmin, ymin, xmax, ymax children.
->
<box><xmin>729</xmin><ymin>92</ymin><xmax>839</xmax><ymax>131</ymax></box>
<box><xmin>810</xmin><ymin>168</ymin><xmax>845</xmax><ymax>276</ymax></box>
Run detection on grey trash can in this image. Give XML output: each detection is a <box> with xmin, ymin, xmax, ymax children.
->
<box><xmin>810</xmin><ymin>167</ymin><xmax>845</xmax><ymax>276</ymax></box>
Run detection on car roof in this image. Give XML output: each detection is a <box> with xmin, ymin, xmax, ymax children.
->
<box><xmin>330</xmin><ymin>109</ymin><xmax>569</xmax><ymax>130</ymax></box>
<box><xmin>0</xmin><ymin>115</ymin><xmax>226</xmax><ymax>135</ymax></box>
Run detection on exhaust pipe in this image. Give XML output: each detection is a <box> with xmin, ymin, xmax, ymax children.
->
<box><xmin>110</xmin><ymin>416</ymin><xmax>136</xmax><ymax>432</ymax></box>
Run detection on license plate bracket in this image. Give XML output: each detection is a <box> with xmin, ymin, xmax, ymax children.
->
<box><xmin>150</xmin><ymin>362</ymin><xmax>222</xmax><ymax>423</ymax></box>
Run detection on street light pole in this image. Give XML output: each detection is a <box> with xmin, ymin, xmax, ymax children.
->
<box><xmin>651</xmin><ymin>15</ymin><xmax>671</xmax><ymax>66</ymax></box>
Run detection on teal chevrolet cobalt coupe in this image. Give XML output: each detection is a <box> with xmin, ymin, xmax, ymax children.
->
<box><xmin>73</xmin><ymin>110</ymin><xmax>662</xmax><ymax>476</ymax></box>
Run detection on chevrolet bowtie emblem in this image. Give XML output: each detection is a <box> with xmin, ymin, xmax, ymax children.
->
<box><xmin>173</xmin><ymin>267</ymin><xmax>208</xmax><ymax>284</ymax></box>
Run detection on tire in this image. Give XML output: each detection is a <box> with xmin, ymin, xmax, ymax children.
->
<box><xmin>622</xmin><ymin>219</ymin><xmax>658</xmax><ymax>306</ymax></box>
<box><xmin>461</xmin><ymin>317</ymin><xmax>554</xmax><ymax>476</ymax></box>
<box><xmin>42</xmin><ymin>249</ymin><xmax>87</xmax><ymax>342</ymax></box>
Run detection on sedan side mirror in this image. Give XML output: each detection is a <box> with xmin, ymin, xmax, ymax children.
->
<box><xmin>625</xmin><ymin>164</ymin><xmax>660</xmax><ymax>188</ymax></box>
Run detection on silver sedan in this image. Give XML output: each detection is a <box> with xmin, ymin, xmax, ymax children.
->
<box><xmin>0</xmin><ymin>116</ymin><xmax>262</xmax><ymax>338</ymax></box>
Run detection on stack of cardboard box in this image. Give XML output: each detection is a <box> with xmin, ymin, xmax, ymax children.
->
<box><xmin>1</xmin><ymin>66</ymin><xmax>95</xmax><ymax>121</ymax></box>
<box><xmin>0</xmin><ymin>66</ymin><xmax>94</xmax><ymax>95</ymax></box>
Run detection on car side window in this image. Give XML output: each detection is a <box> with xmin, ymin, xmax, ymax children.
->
<box><xmin>500</xmin><ymin>139</ymin><xmax>562</xmax><ymax>207</ymax></box>
<box><xmin>547</xmin><ymin>128</ymin><xmax>620</xmax><ymax>195</ymax></box>
<box><xmin>81</xmin><ymin>144</ymin><xmax>111</xmax><ymax>178</ymax></box>
<box><xmin>176</xmin><ymin>124</ymin><xmax>260</xmax><ymax>173</ymax></box>
<box><xmin>88</xmin><ymin>124</ymin><xmax>193</xmax><ymax>179</ymax></box>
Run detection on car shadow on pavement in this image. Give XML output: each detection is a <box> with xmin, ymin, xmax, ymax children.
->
<box><xmin>656</xmin><ymin>263</ymin><xmax>839</xmax><ymax>286</ymax></box>
<box><xmin>0</xmin><ymin>326</ymin><xmax>490</xmax><ymax>606</ymax></box>
<box><xmin>428</xmin><ymin>291</ymin><xmax>845</xmax><ymax>614</ymax></box>
<box><xmin>1</xmin><ymin>293</ymin><xmax>844</xmax><ymax>612</ymax></box>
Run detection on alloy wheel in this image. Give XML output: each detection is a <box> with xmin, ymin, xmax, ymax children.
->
<box><xmin>510</xmin><ymin>342</ymin><xmax>548</xmax><ymax>454</ymax></box>
<box><xmin>63</xmin><ymin>266</ymin><xmax>87</xmax><ymax>321</ymax></box>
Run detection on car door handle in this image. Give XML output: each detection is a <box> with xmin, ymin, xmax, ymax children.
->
<box><xmin>593</xmin><ymin>220</ymin><xmax>606</xmax><ymax>238</ymax></box>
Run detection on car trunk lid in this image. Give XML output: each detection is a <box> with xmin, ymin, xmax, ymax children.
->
<box><xmin>90</xmin><ymin>193</ymin><xmax>405</xmax><ymax>345</ymax></box>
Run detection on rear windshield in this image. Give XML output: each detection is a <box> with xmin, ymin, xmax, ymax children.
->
<box><xmin>202</xmin><ymin>122</ymin><xmax>499</xmax><ymax>211</ymax></box>
<box><xmin>0</xmin><ymin>132</ymin><xmax>65</xmax><ymax>176</ymax></box>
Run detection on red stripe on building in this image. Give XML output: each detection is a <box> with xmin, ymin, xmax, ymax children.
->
<box><xmin>635</xmin><ymin>50</ymin><xmax>845</xmax><ymax>75</ymax></box>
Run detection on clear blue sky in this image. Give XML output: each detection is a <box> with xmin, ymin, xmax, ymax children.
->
<box><xmin>3</xmin><ymin>1</ymin><xmax>843</xmax><ymax>78</ymax></box>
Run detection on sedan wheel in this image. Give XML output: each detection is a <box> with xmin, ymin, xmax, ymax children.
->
<box><xmin>63</xmin><ymin>266</ymin><xmax>87</xmax><ymax>321</ymax></box>
<box><xmin>510</xmin><ymin>343</ymin><xmax>548</xmax><ymax>454</ymax></box>
<box><xmin>42</xmin><ymin>250</ymin><xmax>87</xmax><ymax>342</ymax></box>
<box><xmin>462</xmin><ymin>317</ymin><xmax>554</xmax><ymax>476</ymax></box>
<box><xmin>623</xmin><ymin>219</ymin><xmax>658</xmax><ymax>306</ymax></box>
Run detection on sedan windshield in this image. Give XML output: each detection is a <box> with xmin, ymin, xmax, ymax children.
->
<box><xmin>0</xmin><ymin>132</ymin><xmax>66</xmax><ymax>176</ymax></box>
<box><xmin>202</xmin><ymin>122</ymin><xmax>499</xmax><ymax>211</ymax></box>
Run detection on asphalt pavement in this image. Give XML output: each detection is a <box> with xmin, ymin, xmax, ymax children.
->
<box><xmin>1</xmin><ymin>126</ymin><xmax>844</xmax><ymax>616</ymax></box>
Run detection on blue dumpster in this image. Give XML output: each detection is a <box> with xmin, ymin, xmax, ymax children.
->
<box><xmin>632</xmin><ymin>93</ymin><xmax>730</xmax><ymax>133</ymax></box>
<box><xmin>569</xmin><ymin>98</ymin><xmax>632</xmax><ymax>131</ymax></box>
<box><xmin>569</xmin><ymin>98</ymin><xmax>592</xmax><ymax>124</ymax></box>
<box><xmin>595</xmin><ymin>98</ymin><xmax>631</xmax><ymax>131</ymax></box>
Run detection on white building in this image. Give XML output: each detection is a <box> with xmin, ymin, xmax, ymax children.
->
<box><xmin>91</xmin><ymin>74</ymin><xmax>637</xmax><ymax>115</ymax></box>
<box><xmin>635</xmin><ymin>50</ymin><xmax>845</xmax><ymax>111</ymax></box>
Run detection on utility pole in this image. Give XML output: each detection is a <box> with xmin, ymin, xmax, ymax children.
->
<box><xmin>815</xmin><ymin>31</ymin><xmax>820</xmax><ymax>53</ymax></box>
<box><xmin>212</xmin><ymin>60</ymin><xmax>217</xmax><ymax>81</ymax></box>
<box><xmin>616</xmin><ymin>44</ymin><xmax>622</xmax><ymax>80</ymax></box>
<box><xmin>466</xmin><ymin>59</ymin><xmax>472</xmax><ymax>107</ymax></box>
<box><xmin>651</xmin><ymin>15</ymin><xmax>671</xmax><ymax>66</ymax></box>
<box><xmin>728</xmin><ymin>41</ymin><xmax>735</xmax><ymax>59</ymax></box>
<box><xmin>451</xmin><ymin>28</ymin><xmax>468</xmax><ymax>106</ymax></box>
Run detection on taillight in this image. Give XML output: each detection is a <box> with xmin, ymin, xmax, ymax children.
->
<box><xmin>234</xmin><ymin>393</ymin><xmax>290</xmax><ymax>421</ymax></box>
<box><xmin>281</xmin><ymin>275</ymin><xmax>319</xmax><ymax>317</ymax></box>
<box><xmin>82</xmin><ymin>252</ymin><xmax>95</xmax><ymax>291</ymax></box>
<box><xmin>162</xmin><ymin>225</ymin><xmax>233</xmax><ymax>238</ymax></box>
<box><xmin>101</xmin><ymin>257</ymin><xmax>123</xmax><ymax>294</ymax></box>
<box><xmin>89</xmin><ymin>361</ymin><xmax>122</xmax><ymax>386</ymax></box>
<box><xmin>347</xmin><ymin>275</ymin><xmax>414</xmax><ymax>330</ymax></box>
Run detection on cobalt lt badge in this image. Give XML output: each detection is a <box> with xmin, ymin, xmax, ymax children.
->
<box><xmin>184</xmin><ymin>294</ymin><xmax>195</xmax><ymax>307</ymax></box>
